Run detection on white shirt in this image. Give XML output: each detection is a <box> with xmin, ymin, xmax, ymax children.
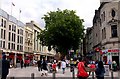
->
<box><xmin>61</xmin><ymin>61</ymin><xmax>66</xmax><ymax>68</ymax></box>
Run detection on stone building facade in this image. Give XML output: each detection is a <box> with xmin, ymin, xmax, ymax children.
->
<box><xmin>0</xmin><ymin>9</ymin><xmax>25</xmax><ymax>66</ymax></box>
<box><xmin>86</xmin><ymin>2</ymin><xmax>120</xmax><ymax>66</ymax></box>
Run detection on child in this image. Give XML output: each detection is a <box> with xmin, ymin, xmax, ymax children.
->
<box><xmin>52</xmin><ymin>62</ymin><xmax>57</xmax><ymax>72</ymax></box>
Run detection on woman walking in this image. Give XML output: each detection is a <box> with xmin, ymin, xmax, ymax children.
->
<box><xmin>95</xmin><ymin>61</ymin><xmax>105</xmax><ymax>79</ymax></box>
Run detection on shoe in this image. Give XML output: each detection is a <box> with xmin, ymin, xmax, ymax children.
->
<box><xmin>45</xmin><ymin>73</ymin><xmax>47</xmax><ymax>76</ymax></box>
<box><xmin>41</xmin><ymin>73</ymin><xmax>44</xmax><ymax>76</ymax></box>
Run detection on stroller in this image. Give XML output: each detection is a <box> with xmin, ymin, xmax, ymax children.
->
<box><xmin>48</xmin><ymin>63</ymin><xmax>53</xmax><ymax>73</ymax></box>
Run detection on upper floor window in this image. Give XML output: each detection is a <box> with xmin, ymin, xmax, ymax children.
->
<box><xmin>111</xmin><ymin>25</ymin><xmax>117</xmax><ymax>37</ymax></box>
<box><xmin>8</xmin><ymin>32</ymin><xmax>11</xmax><ymax>41</ymax></box>
<box><xmin>12</xmin><ymin>24</ymin><xmax>16</xmax><ymax>32</ymax></box>
<box><xmin>4</xmin><ymin>30</ymin><xmax>6</xmax><ymax>39</ymax></box>
<box><xmin>1</xmin><ymin>19</ymin><xmax>3</xmax><ymax>27</ymax></box>
<box><xmin>101</xmin><ymin>11</ymin><xmax>105</xmax><ymax>22</ymax></box>
<box><xmin>4</xmin><ymin>20</ymin><xmax>6</xmax><ymax>28</ymax></box>
<box><xmin>18</xmin><ymin>29</ymin><xmax>19</xmax><ymax>34</ymax></box>
<box><xmin>0</xmin><ymin>40</ymin><xmax>2</xmax><ymax>47</ymax></box>
<box><xmin>3</xmin><ymin>41</ymin><xmax>5</xmax><ymax>48</ymax></box>
<box><xmin>9</xmin><ymin>25</ymin><xmax>11</xmax><ymax>30</ymax></box>
<box><xmin>102</xmin><ymin>28</ymin><xmax>106</xmax><ymax>40</ymax></box>
<box><xmin>17</xmin><ymin>36</ymin><xmax>19</xmax><ymax>43</ymax></box>
<box><xmin>20</xmin><ymin>29</ymin><xmax>23</xmax><ymax>35</ymax></box>
<box><xmin>103</xmin><ymin>11</ymin><xmax>105</xmax><ymax>21</ymax></box>
<box><xmin>111</xmin><ymin>9</ymin><xmax>116</xmax><ymax>17</ymax></box>
<box><xmin>1</xmin><ymin>29</ymin><xmax>3</xmax><ymax>39</ymax></box>
<box><xmin>8</xmin><ymin>43</ymin><xmax>10</xmax><ymax>49</ymax></box>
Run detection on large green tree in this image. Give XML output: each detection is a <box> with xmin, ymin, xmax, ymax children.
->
<box><xmin>38</xmin><ymin>9</ymin><xmax>84</xmax><ymax>55</ymax></box>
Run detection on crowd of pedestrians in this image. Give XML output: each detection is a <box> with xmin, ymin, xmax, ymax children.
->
<box><xmin>1</xmin><ymin>53</ymin><xmax>119</xmax><ymax>79</ymax></box>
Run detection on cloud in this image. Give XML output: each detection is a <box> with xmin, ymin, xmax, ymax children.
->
<box><xmin>1</xmin><ymin>0</ymin><xmax>100</xmax><ymax>29</ymax></box>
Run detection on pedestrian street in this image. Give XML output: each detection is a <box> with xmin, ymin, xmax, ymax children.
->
<box><xmin>7</xmin><ymin>66</ymin><xmax>119</xmax><ymax>79</ymax></box>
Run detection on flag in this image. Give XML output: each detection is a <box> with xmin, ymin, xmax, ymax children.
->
<box><xmin>19</xmin><ymin>10</ymin><xmax>21</xmax><ymax>13</ymax></box>
<box><xmin>12</xmin><ymin>2</ymin><xmax>15</xmax><ymax>6</ymax></box>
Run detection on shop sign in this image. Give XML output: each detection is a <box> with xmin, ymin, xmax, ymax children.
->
<box><xmin>108</xmin><ymin>49</ymin><xmax>120</xmax><ymax>53</ymax></box>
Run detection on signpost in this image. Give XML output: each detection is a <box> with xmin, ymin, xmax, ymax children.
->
<box><xmin>104</xmin><ymin>65</ymin><xmax>109</xmax><ymax>76</ymax></box>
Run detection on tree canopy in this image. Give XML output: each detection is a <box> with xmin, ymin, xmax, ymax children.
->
<box><xmin>38</xmin><ymin>9</ymin><xmax>84</xmax><ymax>55</ymax></box>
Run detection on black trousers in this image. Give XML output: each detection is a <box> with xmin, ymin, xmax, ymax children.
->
<box><xmin>38</xmin><ymin>67</ymin><xmax>42</xmax><ymax>71</ymax></box>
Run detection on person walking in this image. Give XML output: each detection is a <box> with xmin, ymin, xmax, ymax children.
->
<box><xmin>41</xmin><ymin>57</ymin><xmax>48</xmax><ymax>76</ymax></box>
<box><xmin>52</xmin><ymin>62</ymin><xmax>57</xmax><ymax>73</ymax></box>
<box><xmin>77</xmin><ymin>57</ymin><xmax>89</xmax><ymax>79</ymax></box>
<box><xmin>37</xmin><ymin>58</ymin><xmax>42</xmax><ymax>71</ymax></box>
<box><xmin>61</xmin><ymin>59</ymin><xmax>66</xmax><ymax>74</ymax></box>
<box><xmin>20</xmin><ymin>59</ymin><xmax>23</xmax><ymax>69</ymax></box>
<box><xmin>88</xmin><ymin>62</ymin><xmax>96</xmax><ymax>75</ymax></box>
<box><xmin>1</xmin><ymin>55</ymin><xmax>10</xmax><ymax>79</ymax></box>
<box><xmin>95</xmin><ymin>61</ymin><xmax>105</xmax><ymax>79</ymax></box>
<box><xmin>112</xmin><ymin>60</ymin><xmax>117</xmax><ymax>71</ymax></box>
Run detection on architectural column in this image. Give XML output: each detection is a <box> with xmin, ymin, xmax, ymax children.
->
<box><xmin>14</xmin><ymin>53</ymin><xmax>17</xmax><ymax>67</ymax></box>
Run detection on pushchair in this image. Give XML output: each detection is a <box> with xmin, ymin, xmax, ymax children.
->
<box><xmin>48</xmin><ymin>63</ymin><xmax>53</xmax><ymax>73</ymax></box>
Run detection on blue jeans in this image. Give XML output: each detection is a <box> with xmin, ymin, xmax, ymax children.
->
<box><xmin>62</xmin><ymin>68</ymin><xmax>65</xmax><ymax>74</ymax></box>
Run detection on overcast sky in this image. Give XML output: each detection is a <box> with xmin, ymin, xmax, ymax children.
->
<box><xmin>1</xmin><ymin>0</ymin><xmax>100</xmax><ymax>29</ymax></box>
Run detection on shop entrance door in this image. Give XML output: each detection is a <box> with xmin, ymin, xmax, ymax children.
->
<box><xmin>112</xmin><ymin>56</ymin><xmax>119</xmax><ymax>66</ymax></box>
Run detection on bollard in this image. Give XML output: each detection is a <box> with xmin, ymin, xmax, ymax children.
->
<box><xmin>53</xmin><ymin>71</ymin><xmax>56</xmax><ymax>79</ymax></box>
<box><xmin>111</xmin><ymin>71</ymin><xmax>113</xmax><ymax>79</ymax></box>
<box><xmin>92</xmin><ymin>72</ymin><xmax>94</xmax><ymax>79</ymax></box>
<box><xmin>72</xmin><ymin>67</ymin><xmax>75</xmax><ymax>79</ymax></box>
<box><xmin>31</xmin><ymin>73</ymin><xmax>34</xmax><ymax>79</ymax></box>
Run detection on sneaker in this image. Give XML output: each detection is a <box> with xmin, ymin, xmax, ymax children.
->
<box><xmin>41</xmin><ymin>73</ymin><xmax>44</xmax><ymax>76</ymax></box>
<box><xmin>45</xmin><ymin>73</ymin><xmax>47</xmax><ymax>76</ymax></box>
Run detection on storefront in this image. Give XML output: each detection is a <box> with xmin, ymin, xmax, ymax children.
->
<box><xmin>102</xmin><ymin>49</ymin><xmax>120</xmax><ymax>66</ymax></box>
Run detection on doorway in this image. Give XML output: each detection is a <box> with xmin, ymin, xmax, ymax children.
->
<box><xmin>112</xmin><ymin>56</ymin><xmax>119</xmax><ymax>66</ymax></box>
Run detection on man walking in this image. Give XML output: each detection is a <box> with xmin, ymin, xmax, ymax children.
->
<box><xmin>2</xmin><ymin>55</ymin><xmax>10</xmax><ymax>79</ymax></box>
<box><xmin>37</xmin><ymin>58</ymin><xmax>42</xmax><ymax>71</ymax></box>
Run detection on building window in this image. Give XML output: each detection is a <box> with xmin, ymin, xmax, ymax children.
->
<box><xmin>3</xmin><ymin>41</ymin><xmax>5</xmax><ymax>48</ymax></box>
<box><xmin>102</xmin><ymin>28</ymin><xmax>106</xmax><ymax>39</ymax></box>
<box><xmin>17</xmin><ymin>36</ymin><xmax>19</xmax><ymax>43</ymax></box>
<box><xmin>17</xmin><ymin>45</ymin><xmax>19</xmax><ymax>50</ymax></box>
<box><xmin>21</xmin><ymin>37</ymin><xmax>23</xmax><ymax>44</ymax></box>
<box><xmin>11</xmin><ymin>43</ymin><xmax>13</xmax><ymax>49</ymax></box>
<box><xmin>20</xmin><ymin>29</ymin><xmax>23</xmax><ymax>35</ymax></box>
<box><xmin>18</xmin><ymin>29</ymin><xmax>19</xmax><ymax>34</ymax></box>
<box><xmin>8</xmin><ymin>32</ymin><xmax>11</xmax><ymax>41</ymax></box>
<box><xmin>0</xmin><ymin>40</ymin><xmax>2</xmax><ymax>47</ymax></box>
<box><xmin>20</xmin><ymin>36</ymin><xmax>22</xmax><ymax>44</ymax></box>
<box><xmin>8</xmin><ymin>43</ymin><xmax>10</xmax><ymax>49</ymax></box>
<box><xmin>13</xmin><ymin>44</ymin><xmax>15</xmax><ymax>49</ymax></box>
<box><xmin>14</xmin><ymin>34</ymin><xmax>16</xmax><ymax>42</ymax></box>
<box><xmin>12</xmin><ymin>25</ymin><xmax>16</xmax><ymax>32</ymax></box>
<box><xmin>4</xmin><ymin>20</ymin><xmax>6</xmax><ymax>28</ymax></box>
<box><xmin>4</xmin><ymin>30</ymin><xmax>6</xmax><ymax>39</ymax></box>
<box><xmin>104</xmin><ymin>28</ymin><xmax>106</xmax><ymax>39</ymax></box>
<box><xmin>12</xmin><ymin>33</ymin><xmax>14</xmax><ymax>41</ymax></box>
<box><xmin>9</xmin><ymin>25</ymin><xmax>11</xmax><ymax>30</ymax></box>
<box><xmin>111</xmin><ymin>9</ymin><xmax>116</xmax><ymax>17</ymax></box>
<box><xmin>1</xmin><ymin>29</ymin><xmax>3</xmax><ymax>39</ymax></box>
<box><xmin>1</xmin><ymin>19</ymin><xmax>3</xmax><ymax>27</ymax></box>
<box><xmin>111</xmin><ymin>25</ymin><xmax>117</xmax><ymax>37</ymax></box>
<box><xmin>20</xmin><ymin>45</ymin><xmax>23</xmax><ymax>51</ymax></box>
